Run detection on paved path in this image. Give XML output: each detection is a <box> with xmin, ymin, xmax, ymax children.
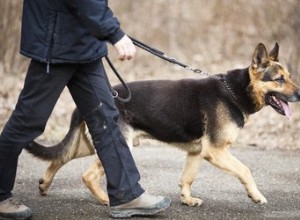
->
<box><xmin>13</xmin><ymin>145</ymin><xmax>300</xmax><ymax>219</ymax></box>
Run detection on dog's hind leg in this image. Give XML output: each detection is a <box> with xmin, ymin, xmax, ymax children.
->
<box><xmin>179</xmin><ymin>152</ymin><xmax>203</xmax><ymax>206</ymax></box>
<box><xmin>82</xmin><ymin>159</ymin><xmax>109</xmax><ymax>206</ymax></box>
<box><xmin>205</xmin><ymin>147</ymin><xmax>267</xmax><ymax>204</ymax></box>
<box><xmin>81</xmin><ymin>122</ymin><xmax>133</xmax><ymax>206</ymax></box>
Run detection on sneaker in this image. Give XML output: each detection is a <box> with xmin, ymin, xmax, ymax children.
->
<box><xmin>0</xmin><ymin>197</ymin><xmax>32</xmax><ymax>220</ymax></box>
<box><xmin>110</xmin><ymin>192</ymin><xmax>171</xmax><ymax>218</ymax></box>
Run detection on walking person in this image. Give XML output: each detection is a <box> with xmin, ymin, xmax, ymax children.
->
<box><xmin>0</xmin><ymin>0</ymin><xmax>171</xmax><ymax>219</ymax></box>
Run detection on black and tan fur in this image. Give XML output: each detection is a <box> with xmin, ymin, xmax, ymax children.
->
<box><xmin>25</xmin><ymin>43</ymin><xmax>300</xmax><ymax>207</ymax></box>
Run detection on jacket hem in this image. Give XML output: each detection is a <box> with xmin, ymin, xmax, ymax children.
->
<box><xmin>20</xmin><ymin>50</ymin><xmax>108</xmax><ymax>64</ymax></box>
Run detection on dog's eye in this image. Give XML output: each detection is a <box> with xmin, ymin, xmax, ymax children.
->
<box><xmin>275</xmin><ymin>76</ymin><xmax>285</xmax><ymax>83</ymax></box>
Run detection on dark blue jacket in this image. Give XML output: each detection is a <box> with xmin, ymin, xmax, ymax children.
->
<box><xmin>20</xmin><ymin>0</ymin><xmax>125</xmax><ymax>64</ymax></box>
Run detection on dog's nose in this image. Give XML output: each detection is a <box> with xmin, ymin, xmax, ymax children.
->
<box><xmin>296</xmin><ymin>90</ymin><xmax>300</xmax><ymax>100</ymax></box>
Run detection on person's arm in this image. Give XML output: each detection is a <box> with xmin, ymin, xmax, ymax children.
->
<box><xmin>64</xmin><ymin>0</ymin><xmax>124</xmax><ymax>43</ymax></box>
<box><xmin>64</xmin><ymin>0</ymin><xmax>135</xmax><ymax>60</ymax></box>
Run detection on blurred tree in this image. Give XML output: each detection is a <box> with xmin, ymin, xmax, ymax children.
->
<box><xmin>1</xmin><ymin>0</ymin><xmax>299</xmax><ymax>77</ymax></box>
<box><xmin>0</xmin><ymin>0</ymin><xmax>299</xmax><ymax>148</ymax></box>
<box><xmin>286</xmin><ymin>1</ymin><xmax>300</xmax><ymax>85</ymax></box>
<box><xmin>0</xmin><ymin>0</ymin><xmax>26</xmax><ymax>75</ymax></box>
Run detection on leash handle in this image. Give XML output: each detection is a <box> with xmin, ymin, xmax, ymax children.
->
<box><xmin>104</xmin><ymin>56</ymin><xmax>132</xmax><ymax>103</ymax></box>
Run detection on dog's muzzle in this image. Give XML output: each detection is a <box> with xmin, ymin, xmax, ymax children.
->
<box><xmin>265</xmin><ymin>92</ymin><xmax>298</xmax><ymax>119</ymax></box>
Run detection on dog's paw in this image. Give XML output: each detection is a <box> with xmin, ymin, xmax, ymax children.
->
<box><xmin>101</xmin><ymin>198</ymin><xmax>109</xmax><ymax>206</ymax></box>
<box><xmin>38</xmin><ymin>178</ymin><xmax>48</xmax><ymax>196</ymax></box>
<box><xmin>249</xmin><ymin>193</ymin><xmax>267</xmax><ymax>205</ymax></box>
<box><xmin>254</xmin><ymin>196</ymin><xmax>267</xmax><ymax>205</ymax></box>
<box><xmin>181</xmin><ymin>196</ymin><xmax>203</xmax><ymax>207</ymax></box>
<box><xmin>97</xmin><ymin>194</ymin><xmax>109</xmax><ymax>206</ymax></box>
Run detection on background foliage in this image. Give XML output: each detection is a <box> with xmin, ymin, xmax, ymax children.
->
<box><xmin>1</xmin><ymin>0</ymin><xmax>299</xmax><ymax>149</ymax></box>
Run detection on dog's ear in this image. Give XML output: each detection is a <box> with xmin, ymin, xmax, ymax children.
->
<box><xmin>268</xmin><ymin>42</ymin><xmax>279</xmax><ymax>61</ymax></box>
<box><xmin>252</xmin><ymin>43</ymin><xmax>268</xmax><ymax>67</ymax></box>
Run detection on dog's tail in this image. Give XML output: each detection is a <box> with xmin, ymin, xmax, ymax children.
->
<box><xmin>24</xmin><ymin>109</ymin><xmax>83</xmax><ymax>161</ymax></box>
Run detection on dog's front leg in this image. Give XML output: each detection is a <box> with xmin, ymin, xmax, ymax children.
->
<box><xmin>205</xmin><ymin>148</ymin><xmax>267</xmax><ymax>204</ymax></box>
<box><xmin>179</xmin><ymin>152</ymin><xmax>203</xmax><ymax>206</ymax></box>
<box><xmin>82</xmin><ymin>159</ymin><xmax>109</xmax><ymax>206</ymax></box>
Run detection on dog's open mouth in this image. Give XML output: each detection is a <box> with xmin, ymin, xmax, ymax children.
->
<box><xmin>266</xmin><ymin>93</ymin><xmax>292</xmax><ymax>119</ymax></box>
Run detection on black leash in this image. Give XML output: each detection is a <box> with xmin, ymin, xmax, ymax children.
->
<box><xmin>129</xmin><ymin>36</ymin><xmax>238</xmax><ymax>103</ymax></box>
<box><xmin>104</xmin><ymin>55</ymin><xmax>131</xmax><ymax>103</ymax></box>
<box><xmin>105</xmin><ymin>36</ymin><xmax>238</xmax><ymax>104</ymax></box>
<box><xmin>129</xmin><ymin>36</ymin><xmax>205</xmax><ymax>75</ymax></box>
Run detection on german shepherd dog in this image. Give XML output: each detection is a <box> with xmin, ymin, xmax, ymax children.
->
<box><xmin>25</xmin><ymin>43</ymin><xmax>300</xmax><ymax>207</ymax></box>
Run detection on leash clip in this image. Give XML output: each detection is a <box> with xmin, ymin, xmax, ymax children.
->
<box><xmin>193</xmin><ymin>68</ymin><xmax>202</xmax><ymax>74</ymax></box>
<box><xmin>112</xmin><ymin>90</ymin><xmax>118</xmax><ymax>98</ymax></box>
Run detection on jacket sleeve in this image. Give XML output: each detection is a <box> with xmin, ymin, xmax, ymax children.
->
<box><xmin>64</xmin><ymin>0</ymin><xmax>125</xmax><ymax>44</ymax></box>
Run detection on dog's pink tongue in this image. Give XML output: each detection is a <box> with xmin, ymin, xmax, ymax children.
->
<box><xmin>280</xmin><ymin>100</ymin><xmax>292</xmax><ymax>119</ymax></box>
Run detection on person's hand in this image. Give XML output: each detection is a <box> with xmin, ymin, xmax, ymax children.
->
<box><xmin>113</xmin><ymin>35</ymin><xmax>136</xmax><ymax>61</ymax></box>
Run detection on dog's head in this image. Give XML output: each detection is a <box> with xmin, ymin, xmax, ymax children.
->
<box><xmin>249</xmin><ymin>43</ymin><xmax>300</xmax><ymax>118</ymax></box>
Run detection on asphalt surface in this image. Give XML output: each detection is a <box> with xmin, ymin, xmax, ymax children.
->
<box><xmin>11</xmin><ymin>144</ymin><xmax>300</xmax><ymax>220</ymax></box>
